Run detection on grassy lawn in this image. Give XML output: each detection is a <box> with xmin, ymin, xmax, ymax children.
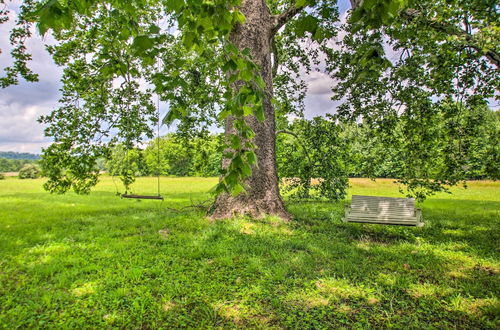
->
<box><xmin>0</xmin><ymin>177</ymin><xmax>498</xmax><ymax>328</ymax></box>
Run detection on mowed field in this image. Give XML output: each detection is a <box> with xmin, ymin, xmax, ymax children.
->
<box><xmin>0</xmin><ymin>177</ymin><xmax>498</xmax><ymax>328</ymax></box>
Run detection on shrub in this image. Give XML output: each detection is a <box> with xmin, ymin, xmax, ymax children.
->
<box><xmin>0</xmin><ymin>173</ymin><xmax>4</xmax><ymax>180</ymax></box>
<box><xmin>18</xmin><ymin>164</ymin><xmax>41</xmax><ymax>179</ymax></box>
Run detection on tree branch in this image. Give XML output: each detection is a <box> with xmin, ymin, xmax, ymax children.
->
<box><xmin>276</xmin><ymin>129</ymin><xmax>313</xmax><ymax>165</ymax></box>
<box><xmin>400</xmin><ymin>9</ymin><xmax>500</xmax><ymax>69</ymax></box>
<box><xmin>272</xmin><ymin>38</ymin><xmax>279</xmax><ymax>77</ymax></box>
<box><xmin>349</xmin><ymin>0</ymin><xmax>363</xmax><ymax>9</ymax></box>
<box><xmin>272</xmin><ymin>4</ymin><xmax>306</xmax><ymax>35</ymax></box>
<box><xmin>348</xmin><ymin>2</ymin><xmax>499</xmax><ymax>68</ymax></box>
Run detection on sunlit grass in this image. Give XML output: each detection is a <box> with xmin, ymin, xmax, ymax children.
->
<box><xmin>0</xmin><ymin>176</ymin><xmax>498</xmax><ymax>328</ymax></box>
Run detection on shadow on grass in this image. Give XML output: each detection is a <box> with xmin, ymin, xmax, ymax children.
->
<box><xmin>289</xmin><ymin>198</ymin><xmax>499</xmax><ymax>255</ymax></box>
<box><xmin>190</xmin><ymin>219</ymin><xmax>499</xmax><ymax>327</ymax></box>
<box><xmin>0</xmin><ymin>194</ymin><xmax>498</xmax><ymax>328</ymax></box>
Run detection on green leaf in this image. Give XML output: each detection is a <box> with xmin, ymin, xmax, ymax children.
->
<box><xmin>119</xmin><ymin>27</ymin><xmax>131</xmax><ymax>40</ymax></box>
<box><xmin>132</xmin><ymin>35</ymin><xmax>155</xmax><ymax>54</ymax></box>
<box><xmin>222</xmin><ymin>59</ymin><xmax>237</xmax><ymax>72</ymax></box>
<box><xmin>246</xmin><ymin>151</ymin><xmax>257</xmax><ymax>165</ymax></box>
<box><xmin>225</xmin><ymin>43</ymin><xmax>238</xmax><ymax>54</ymax></box>
<box><xmin>230</xmin><ymin>135</ymin><xmax>241</xmax><ymax>150</ymax></box>
<box><xmin>240</xmin><ymin>69</ymin><xmax>253</xmax><ymax>82</ymax></box>
<box><xmin>243</xmin><ymin>105</ymin><xmax>253</xmax><ymax>116</ymax></box>
<box><xmin>218</xmin><ymin>109</ymin><xmax>231</xmax><ymax>121</ymax></box>
<box><xmin>233</xmin><ymin>11</ymin><xmax>246</xmax><ymax>25</ymax></box>
<box><xmin>295</xmin><ymin>0</ymin><xmax>307</xmax><ymax>8</ymax></box>
<box><xmin>165</xmin><ymin>0</ymin><xmax>184</xmax><ymax>12</ymax></box>
<box><xmin>148</xmin><ymin>25</ymin><xmax>160</xmax><ymax>34</ymax></box>
<box><xmin>241</xmin><ymin>162</ymin><xmax>252</xmax><ymax>177</ymax></box>
<box><xmin>254</xmin><ymin>103</ymin><xmax>265</xmax><ymax>121</ymax></box>
<box><xmin>230</xmin><ymin>182</ymin><xmax>245</xmax><ymax>196</ymax></box>
<box><xmin>255</xmin><ymin>76</ymin><xmax>266</xmax><ymax>89</ymax></box>
<box><xmin>224</xmin><ymin>171</ymin><xmax>238</xmax><ymax>186</ymax></box>
<box><xmin>233</xmin><ymin>155</ymin><xmax>244</xmax><ymax>168</ymax></box>
<box><xmin>182</xmin><ymin>32</ymin><xmax>197</xmax><ymax>49</ymax></box>
<box><xmin>295</xmin><ymin>15</ymin><xmax>318</xmax><ymax>37</ymax></box>
<box><xmin>162</xmin><ymin>109</ymin><xmax>180</xmax><ymax>126</ymax></box>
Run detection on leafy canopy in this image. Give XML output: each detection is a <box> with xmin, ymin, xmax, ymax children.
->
<box><xmin>1</xmin><ymin>0</ymin><xmax>498</xmax><ymax>199</ymax></box>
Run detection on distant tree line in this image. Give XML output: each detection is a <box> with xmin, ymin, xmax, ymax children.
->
<box><xmin>104</xmin><ymin>104</ymin><xmax>498</xmax><ymax>201</ymax></box>
<box><xmin>347</xmin><ymin>108</ymin><xmax>499</xmax><ymax>181</ymax></box>
<box><xmin>104</xmin><ymin>105</ymin><xmax>498</xmax><ymax>199</ymax></box>
<box><xmin>276</xmin><ymin>104</ymin><xmax>499</xmax><ymax>200</ymax></box>
<box><xmin>0</xmin><ymin>151</ymin><xmax>42</xmax><ymax>174</ymax></box>
<box><xmin>0</xmin><ymin>151</ymin><xmax>40</xmax><ymax>160</ymax></box>
<box><xmin>0</xmin><ymin>158</ymin><xmax>39</xmax><ymax>172</ymax></box>
<box><xmin>104</xmin><ymin>133</ymin><xmax>223</xmax><ymax>179</ymax></box>
<box><xmin>7</xmin><ymin>105</ymin><xmax>497</xmax><ymax>201</ymax></box>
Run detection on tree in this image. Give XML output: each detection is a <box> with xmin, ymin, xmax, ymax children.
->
<box><xmin>189</xmin><ymin>133</ymin><xmax>224</xmax><ymax>177</ymax></box>
<box><xmin>18</xmin><ymin>163</ymin><xmax>41</xmax><ymax>179</ymax></box>
<box><xmin>277</xmin><ymin>117</ymin><xmax>351</xmax><ymax>201</ymax></box>
<box><xmin>144</xmin><ymin>134</ymin><xmax>189</xmax><ymax>177</ymax></box>
<box><xmin>105</xmin><ymin>144</ymin><xmax>148</xmax><ymax>191</ymax></box>
<box><xmin>0</xmin><ymin>151</ymin><xmax>40</xmax><ymax>160</ymax></box>
<box><xmin>102</xmin><ymin>133</ymin><xmax>222</xmax><ymax>178</ymax></box>
<box><xmin>327</xmin><ymin>0</ymin><xmax>499</xmax><ymax>198</ymax></box>
<box><xmin>143</xmin><ymin>138</ymin><xmax>173</xmax><ymax>176</ymax></box>
<box><xmin>0</xmin><ymin>158</ymin><xmax>38</xmax><ymax>172</ymax></box>
<box><xmin>346</xmin><ymin>103</ymin><xmax>500</xmax><ymax>200</ymax></box>
<box><xmin>1</xmin><ymin>0</ymin><xmax>498</xmax><ymax>220</ymax></box>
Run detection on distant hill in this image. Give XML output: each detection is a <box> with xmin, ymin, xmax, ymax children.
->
<box><xmin>0</xmin><ymin>151</ymin><xmax>41</xmax><ymax>160</ymax></box>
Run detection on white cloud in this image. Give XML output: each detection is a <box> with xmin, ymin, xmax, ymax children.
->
<box><xmin>304</xmin><ymin>93</ymin><xmax>342</xmax><ymax>118</ymax></box>
<box><xmin>300</xmin><ymin>9</ymin><xmax>350</xmax><ymax>118</ymax></box>
<box><xmin>0</xmin><ymin>141</ymin><xmax>51</xmax><ymax>153</ymax></box>
<box><xmin>0</xmin><ymin>1</ymin><xmax>61</xmax><ymax>154</ymax></box>
<box><xmin>307</xmin><ymin>71</ymin><xmax>334</xmax><ymax>95</ymax></box>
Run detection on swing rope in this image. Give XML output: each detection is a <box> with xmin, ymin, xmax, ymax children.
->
<box><xmin>121</xmin><ymin>101</ymin><xmax>163</xmax><ymax>200</ymax></box>
<box><xmin>121</xmin><ymin>53</ymin><xmax>163</xmax><ymax>201</ymax></box>
<box><xmin>156</xmin><ymin>78</ymin><xmax>161</xmax><ymax>198</ymax></box>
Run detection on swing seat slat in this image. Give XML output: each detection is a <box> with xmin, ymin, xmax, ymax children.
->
<box><xmin>121</xmin><ymin>194</ymin><xmax>164</xmax><ymax>200</ymax></box>
<box><xmin>343</xmin><ymin>195</ymin><xmax>423</xmax><ymax>227</ymax></box>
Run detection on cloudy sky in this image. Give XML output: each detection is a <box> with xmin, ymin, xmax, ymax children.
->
<box><xmin>0</xmin><ymin>0</ymin><xmax>417</xmax><ymax>154</ymax></box>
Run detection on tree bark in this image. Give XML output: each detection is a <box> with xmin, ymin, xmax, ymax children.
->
<box><xmin>211</xmin><ymin>0</ymin><xmax>291</xmax><ymax>220</ymax></box>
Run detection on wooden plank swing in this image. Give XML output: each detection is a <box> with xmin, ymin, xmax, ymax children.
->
<box><xmin>121</xmin><ymin>194</ymin><xmax>164</xmax><ymax>200</ymax></box>
<box><xmin>343</xmin><ymin>195</ymin><xmax>424</xmax><ymax>227</ymax></box>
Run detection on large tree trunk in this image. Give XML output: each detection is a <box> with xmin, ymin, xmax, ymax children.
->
<box><xmin>211</xmin><ymin>0</ymin><xmax>291</xmax><ymax>221</ymax></box>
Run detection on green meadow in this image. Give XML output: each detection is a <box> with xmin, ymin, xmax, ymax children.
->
<box><xmin>0</xmin><ymin>177</ymin><xmax>498</xmax><ymax>328</ymax></box>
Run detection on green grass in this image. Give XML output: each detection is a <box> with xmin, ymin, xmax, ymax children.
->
<box><xmin>0</xmin><ymin>176</ymin><xmax>499</xmax><ymax>328</ymax></box>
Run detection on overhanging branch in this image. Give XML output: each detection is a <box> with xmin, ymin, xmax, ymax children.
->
<box><xmin>272</xmin><ymin>38</ymin><xmax>279</xmax><ymax>77</ymax></box>
<box><xmin>400</xmin><ymin>9</ymin><xmax>500</xmax><ymax>69</ymax></box>
<box><xmin>272</xmin><ymin>4</ymin><xmax>306</xmax><ymax>35</ymax></box>
<box><xmin>350</xmin><ymin>0</ymin><xmax>500</xmax><ymax>69</ymax></box>
<box><xmin>276</xmin><ymin>129</ymin><xmax>313</xmax><ymax>165</ymax></box>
